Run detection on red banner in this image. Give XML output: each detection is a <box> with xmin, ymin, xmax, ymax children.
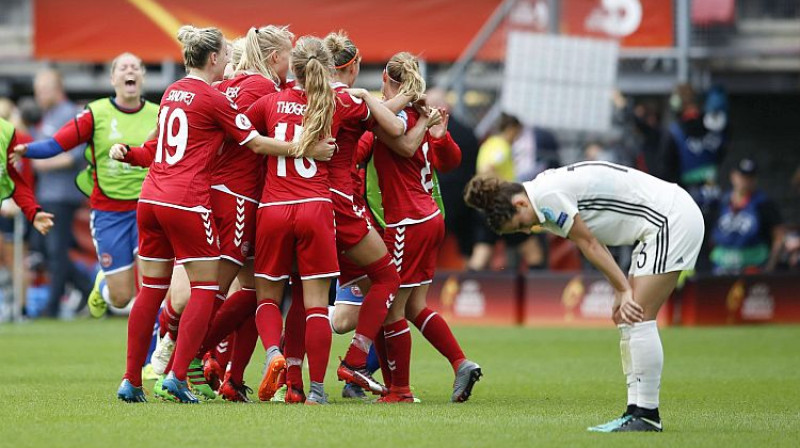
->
<box><xmin>33</xmin><ymin>0</ymin><xmax>503</xmax><ymax>63</ymax></box>
<box><xmin>677</xmin><ymin>275</ymin><xmax>800</xmax><ymax>326</ymax></box>
<box><xmin>561</xmin><ymin>0</ymin><xmax>674</xmax><ymax>47</ymax></box>
<box><xmin>523</xmin><ymin>273</ymin><xmax>672</xmax><ymax>327</ymax></box>
<box><xmin>426</xmin><ymin>272</ymin><xmax>520</xmax><ymax>326</ymax></box>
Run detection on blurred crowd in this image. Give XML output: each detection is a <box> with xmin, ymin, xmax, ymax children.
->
<box><xmin>1</xmin><ymin>72</ymin><xmax>799</xmax><ymax>321</ymax></box>
<box><xmin>434</xmin><ymin>83</ymin><xmax>800</xmax><ymax>277</ymax></box>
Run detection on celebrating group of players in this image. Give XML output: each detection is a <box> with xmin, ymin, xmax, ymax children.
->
<box><xmin>16</xmin><ymin>23</ymin><xmax>481</xmax><ymax>405</ymax></box>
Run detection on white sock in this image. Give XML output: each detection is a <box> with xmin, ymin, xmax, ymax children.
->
<box><xmin>328</xmin><ymin>306</ymin><xmax>338</xmax><ymax>334</ymax></box>
<box><xmin>630</xmin><ymin>320</ymin><xmax>663</xmax><ymax>410</ymax></box>
<box><xmin>101</xmin><ymin>284</ymin><xmax>112</xmax><ymax>305</ymax></box>
<box><xmin>618</xmin><ymin>324</ymin><xmax>637</xmax><ymax>407</ymax></box>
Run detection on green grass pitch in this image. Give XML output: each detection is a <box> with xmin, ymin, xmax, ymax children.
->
<box><xmin>2</xmin><ymin>320</ymin><xmax>799</xmax><ymax>447</ymax></box>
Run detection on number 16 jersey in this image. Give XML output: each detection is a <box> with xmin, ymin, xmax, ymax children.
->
<box><xmin>139</xmin><ymin>75</ymin><xmax>259</xmax><ymax>211</ymax></box>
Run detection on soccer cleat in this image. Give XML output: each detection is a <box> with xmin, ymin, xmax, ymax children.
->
<box><xmin>342</xmin><ymin>382</ymin><xmax>367</xmax><ymax>400</ymax></box>
<box><xmin>587</xmin><ymin>414</ymin><xmax>633</xmax><ymax>432</ymax></box>
<box><xmin>150</xmin><ymin>333</ymin><xmax>175</xmax><ymax>375</ymax></box>
<box><xmin>451</xmin><ymin>359</ymin><xmax>482</xmax><ymax>403</ymax></box>
<box><xmin>202</xmin><ymin>352</ymin><xmax>224</xmax><ymax>391</ymax></box>
<box><xmin>375</xmin><ymin>391</ymin><xmax>416</xmax><ymax>403</ymax></box>
<box><xmin>613</xmin><ymin>416</ymin><xmax>663</xmax><ymax>432</ymax></box>
<box><xmin>142</xmin><ymin>363</ymin><xmax>159</xmax><ymax>381</ymax></box>
<box><xmin>117</xmin><ymin>379</ymin><xmax>146</xmax><ymax>403</ymax></box>
<box><xmin>218</xmin><ymin>378</ymin><xmax>253</xmax><ymax>403</ymax></box>
<box><xmin>284</xmin><ymin>382</ymin><xmax>306</xmax><ymax>404</ymax></box>
<box><xmin>162</xmin><ymin>372</ymin><xmax>200</xmax><ymax>404</ymax></box>
<box><xmin>258</xmin><ymin>353</ymin><xmax>286</xmax><ymax>401</ymax></box>
<box><xmin>337</xmin><ymin>358</ymin><xmax>388</xmax><ymax>396</ymax></box>
<box><xmin>88</xmin><ymin>270</ymin><xmax>107</xmax><ymax>318</ymax></box>
<box><xmin>187</xmin><ymin>358</ymin><xmax>216</xmax><ymax>400</ymax></box>
<box><xmin>304</xmin><ymin>390</ymin><xmax>329</xmax><ymax>406</ymax></box>
<box><xmin>153</xmin><ymin>375</ymin><xmax>176</xmax><ymax>402</ymax></box>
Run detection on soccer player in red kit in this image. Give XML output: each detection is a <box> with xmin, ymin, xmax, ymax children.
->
<box><xmin>368</xmin><ymin>53</ymin><xmax>482</xmax><ymax>403</ymax></box>
<box><xmin>246</xmin><ymin>35</ymin><xmax>381</xmax><ymax>405</ymax></box>
<box><xmin>197</xmin><ymin>25</ymin><xmax>296</xmax><ymax>402</ymax></box>
<box><xmin>113</xmin><ymin>25</ymin><xmax>333</xmax><ymax>403</ymax></box>
<box><xmin>276</xmin><ymin>31</ymin><xmax>410</xmax><ymax>401</ymax></box>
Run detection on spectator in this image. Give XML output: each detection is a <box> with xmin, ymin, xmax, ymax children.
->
<box><xmin>468</xmin><ymin>113</ymin><xmax>526</xmax><ymax>270</ymax></box>
<box><xmin>710</xmin><ymin>158</ymin><xmax>785</xmax><ymax>274</ymax></box>
<box><xmin>30</xmin><ymin>69</ymin><xmax>91</xmax><ymax>318</ymax></box>
<box><xmin>425</xmin><ymin>88</ymin><xmax>480</xmax><ymax>259</ymax></box>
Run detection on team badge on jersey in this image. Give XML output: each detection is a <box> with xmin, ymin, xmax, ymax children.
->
<box><xmin>541</xmin><ymin>207</ymin><xmax>556</xmax><ymax>223</ymax></box>
<box><xmin>235</xmin><ymin>114</ymin><xmax>252</xmax><ymax>130</ymax></box>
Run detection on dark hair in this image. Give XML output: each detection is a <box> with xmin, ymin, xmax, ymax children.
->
<box><xmin>497</xmin><ymin>113</ymin><xmax>521</xmax><ymax>133</ymax></box>
<box><xmin>463</xmin><ymin>175</ymin><xmax>525</xmax><ymax>233</ymax></box>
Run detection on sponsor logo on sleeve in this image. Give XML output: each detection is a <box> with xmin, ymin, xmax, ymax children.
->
<box><xmin>556</xmin><ymin>212</ymin><xmax>568</xmax><ymax>228</ymax></box>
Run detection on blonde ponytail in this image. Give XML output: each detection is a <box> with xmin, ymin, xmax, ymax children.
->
<box><xmin>291</xmin><ymin>36</ymin><xmax>335</xmax><ymax>158</ymax></box>
<box><xmin>386</xmin><ymin>52</ymin><xmax>425</xmax><ymax>102</ymax></box>
<box><xmin>292</xmin><ymin>36</ymin><xmax>336</xmax><ymax>159</ymax></box>
<box><xmin>236</xmin><ymin>25</ymin><xmax>294</xmax><ymax>83</ymax></box>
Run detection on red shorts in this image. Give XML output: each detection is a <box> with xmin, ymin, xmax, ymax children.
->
<box><xmin>211</xmin><ymin>188</ymin><xmax>257</xmax><ymax>266</ymax></box>
<box><xmin>383</xmin><ymin>213</ymin><xmax>444</xmax><ymax>288</ymax></box>
<box><xmin>332</xmin><ymin>190</ymin><xmax>372</xmax><ymax>253</ymax></box>
<box><xmin>333</xmin><ymin>191</ymin><xmax>375</xmax><ymax>286</ymax></box>
<box><xmin>137</xmin><ymin>201</ymin><xmax>219</xmax><ymax>263</ymax></box>
<box><xmin>254</xmin><ymin>200</ymin><xmax>339</xmax><ymax>281</ymax></box>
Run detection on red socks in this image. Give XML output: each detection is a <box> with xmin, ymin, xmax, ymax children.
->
<box><xmin>383</xmin><ymin>319</ymin><xmax>411</xmax><ymax>392</ymax></box>
<box><xmin>374</xmin><ymin>330</ymin><xmax>392</xmax><ymax>389</ymax></box>
<box><xmin>305</xmin><ymin>307</ymin><xmax>331</xmax><ymax>384</ymax></box>
<box><xmin>125</xmin><ymin>276</ymin><xmax>170</xmax><ymax>387</ymax></box>
<box><xmin>255</xmin><ymin>298</ymin><xmax>282</xmax><ymax>351</ymax></box>
<box><xmin>413</xmin><ymin>308</ymin><xmax>465</xmax><ymax>371</ymax></box>
<box><xmin>343</xmin><ymin>254</ymin><xmax>399</xmax><ymax>367</ymax></box>
<box><xmin>158</xmin><ymin>299</ymin><xmax>181</xmax><ymax>339</ymax></box>
<box><xmin>199</xmin><ymin>288</ymin><xmax>257</xmax><ymax>354</ymax></box>
<box><xmin>171</xmin><ymin>281</ymin><xmax>218</xmax><ymax>381</ymax></box>
<box><xmin>284</xmin><ymin>278</ymin><xmax>306</xmax><ymax>388</ymax></box>
<box><xmin>228</xmin><ymin>315</ymin><xmax>258</xmax><ymax>384</ymax></box>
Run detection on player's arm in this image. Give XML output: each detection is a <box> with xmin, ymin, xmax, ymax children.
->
<box><xmin>382</xmin><ymin>92</ymin><xmax>414</xmax><ymax>115</ymax></box>
<box><xmin>13</xmin><ymin>109</ymin><xmax>94</xmax><ymax>163</ymax></box>
<box><xmin>567</xmin><ymin>214</ymin><xmax>641</xmax><ymax>324</ymax></box>
<box><xmin>375</xmin><ymin>108</ymin><xmax>442</xmax><ymax>158</ymax></box>
<box><xmin>5</xmin><ymin>136</ymin><xmax>53</xmax><ymax>235</ymax></box>
<box><xmin>112</xmin><ymin>139</ymin><xmax>157</xmax><ymax>167</ymax></box>
<box><xmin>761</xmin><ymin>200</ymin><xmax>786</xmax><ymax>272</ymax></box>
<box><xmin>346</xmin><ymin>89</ymin><xmax>404</xmax><ymax>137</ymax></box>
<box><xmin>243</xmin><ymin>97</ymin><xmax>334</xmax><ymax>160</ymax></box>
<box><xmin>428</xmin><ymin>111</ymin><xmax>461</xmax><ymax>173</ymax></box>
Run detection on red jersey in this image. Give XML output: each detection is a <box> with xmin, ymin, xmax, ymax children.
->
<box><xmin>370</xmin><ymin>107</ymin><xmax>440</xmax><ymax>226</ymax></box>
<box><xmin>211</xmin><ymin>73</ymin><xmax>280</xmax><ymax>200</ymax></box>
<box><xmin>246</xmin><ymin>86</ymin><xmax>358</xmax><ymax>205</ymax></box>
<box><xmin>328</xmin><ymin>82</ymin><xmax>371</xmax><ymax>197</ymax></box>
<box><xmin>52</xmin><ymin>100</ymin><xmax>152</xmax><ymax>212</ymax></box>
<box><xmin>139</xmin><ymin>76</ymin><xmax>259</xmax><ymax>210</ymax></box>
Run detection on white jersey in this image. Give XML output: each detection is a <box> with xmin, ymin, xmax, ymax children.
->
<box><xmin>523</xmin><ymin>161</ymin><xmax>680</xmax><ymax>246</ymax></box>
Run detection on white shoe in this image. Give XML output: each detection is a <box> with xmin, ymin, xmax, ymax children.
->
<box><xmin>151</xmin><ymin>333</ymin><xmax>175</xmax><ymax>375</ymax></box>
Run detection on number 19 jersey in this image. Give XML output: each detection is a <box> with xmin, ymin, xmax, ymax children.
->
<box><xmin>139</xmin><ymin>75</ymin><xmax>259</xmax><ymax>210</ymax></box>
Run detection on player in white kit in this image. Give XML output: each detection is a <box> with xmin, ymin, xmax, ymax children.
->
<box><xmin>464</xmin><ymin>161</ymin><xmax>704</xmax><ymax>433</ymax></box>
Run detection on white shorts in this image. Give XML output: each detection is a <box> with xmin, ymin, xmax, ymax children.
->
<box><xmin>628</xmin><ymin>187</ymin><xmax>704</xmax><ymax>277</ymax></box>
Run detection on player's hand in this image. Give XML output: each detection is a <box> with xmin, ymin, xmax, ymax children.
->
<box><xmin>344</xmin><ymin>88</ymin><xmax>369</xmax><ymax>99</ymax></box>
<box><xmin>109</xmin><ymin>144</ymin><xmax>128</xmax><ymax>161</ymax></box>
<box><xmin>33</xmin><ymin>211</ymin><xmax>55</xmax><ymax>236</ymax></box>
<box><xmin>428</xmin><ymin>108</ymin><xmax>449</xmax><ymax>139</ymax></box>
<box><xmin>11</xmin><ymin>144</ymin><xmax>27</xmax><ymax>165</ymax></box>
<box><xmin>306</xmin><ymin>137</ymin><xmax>336</xmax><ymax>161</ymax></box>
<box><xmin>614</xmin><ymin>288</ymin><xmax>643</xmax><ymax>324</ymax></box>
<box><xmin>425</xmin><ymin>108</ymin><xmax>443</xmax><ymax>129</ymax></box>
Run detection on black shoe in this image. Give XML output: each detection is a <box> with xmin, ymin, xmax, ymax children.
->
<box><xmin>613</xmin><ymin>416</ymin><xmax>663</xmax><ymax>432</ymax></box>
